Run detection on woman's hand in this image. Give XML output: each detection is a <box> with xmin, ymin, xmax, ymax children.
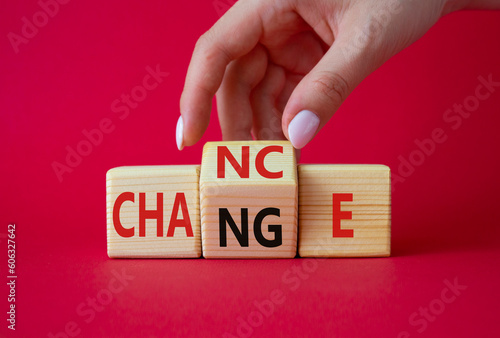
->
<box><xmin>177</xmin><ymin>0</ymin><xmax>492</xmax><ymax>150</ymax></box>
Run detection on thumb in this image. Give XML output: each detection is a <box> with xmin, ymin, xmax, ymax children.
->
<box><xmin>283</xmin><ymin>36</ymin><xmax>377</xmax><ymax>149</ymax></box>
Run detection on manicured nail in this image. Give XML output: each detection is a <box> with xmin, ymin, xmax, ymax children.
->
<box><xmin>287</xmin><ymin>110</ymin><xmax>320</xmax><ymax>149</ymax></box>
<box><xmin>176</xmin><ymin>115</ymin><xmax>184</xmax><ymax>151</ymax></box>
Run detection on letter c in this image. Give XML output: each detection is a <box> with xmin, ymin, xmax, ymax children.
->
<box><xmin>255</xmin><ymin>146</ymin><xmax>283</xmax><ymax>179</ymax></box>
<box><xmin>113</xmin><ymin>192</ymin><xmax>135</xmax><ymax>237</ymax></box>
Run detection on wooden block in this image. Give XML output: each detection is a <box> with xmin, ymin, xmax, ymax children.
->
<box><xmin>298</xmin><ymin>165</ymin><xmax>391</xmax><ymax>257</ymax></box>
<box><xmin>106</xmin><ymin>165</ymin><xmax>201</xmax><ymax>258</ymax></box>
<box><xmin>200</xmin><ymin>141</ymin><xmax>298</xmax><ymax>258</ymax></box>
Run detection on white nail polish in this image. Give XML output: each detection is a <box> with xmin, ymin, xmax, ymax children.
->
<box><xmin>176</xmin><ymin>115</ymin><xmax>184</xmax><ymax>151</ymax></box>
<box><xmin>287</xmin><ymin>110</ymin><xmax>320</xmax><ymax>149</ymax></box>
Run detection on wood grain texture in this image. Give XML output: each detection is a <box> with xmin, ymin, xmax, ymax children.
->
<box><xmin>298</xmin><ymin>165</ymin><xmax>391</xmax><ymax>257</ymax></box>
<box><xmin>106</xmin><ymin>166</ymin><xmax>201</xmax><ymax>258</ymax></box>
<box><xmin>200</xmin><ymin>141</ymin><xmax>298</xmax><ymax>258</ymax></box>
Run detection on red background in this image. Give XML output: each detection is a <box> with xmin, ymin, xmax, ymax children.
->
<box><xmin>1</xmin><ymin>0</ymin><xmax>500</xmax><ymax>337</ymax></box>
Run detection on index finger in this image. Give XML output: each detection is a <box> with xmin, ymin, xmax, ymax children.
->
<box><xmin>178</xmin><ymin>0</ymin><xmax>265</xmax><ymax>148</ymax></box>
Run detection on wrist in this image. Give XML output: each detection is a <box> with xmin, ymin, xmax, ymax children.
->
<box><xmin>441</xmin><ymin>0</ymin><xmax>471</xmax><ymax>15</ymax></box>
<box><xmin>442</xmin><ymin>0</ymin><xmax>500</xmax><ymax>13</ymax></box>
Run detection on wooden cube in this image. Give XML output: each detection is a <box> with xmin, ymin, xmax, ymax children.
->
<box><xmin>298</xmin><ymin>165</ymin><xmax>391</xmax><ymax>257</ymax></box>
<box><xmin>106</xmin><ymin>165</ymin><xmax>201</xmax><ymax>258</ymax></box>
<box><xmin>200</xmin><ymin>141</ymin><xmax>298</xmax><ymax>258</ymax></box>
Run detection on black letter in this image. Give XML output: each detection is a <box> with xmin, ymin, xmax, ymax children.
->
<box><xmin>254</xmin><ymin>208</ymin><xmax>282</xmax><ymax>247</ymax></box>
<box><xmin>219</xmin><ymin>208</ymin><xmax>249</xmax><ymax>247</ymax></box>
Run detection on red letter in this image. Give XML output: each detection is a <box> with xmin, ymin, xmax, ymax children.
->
<box><xmin>255</xmin><ymin>146</ymin><xmax>283</xmax><ymax>179</ymax></box>
<box><xmin>113</xmin><ymin>192</ymin><xmax>135</xmax><ymax>237</ymax></box>
<box><xmin>332</xmin><ymin>193</ymin><xmax>354</xmax><ymax>238</ymax></box>
<box><xmin>139</xmin><ymin>193</ymin><xmax>163</xmax><ymax>237</ymax></box>
<box><xmin>167</xmin><ymin>193</ymin><xmax>193</xmax><ymax>237</ymax></box>
<box><xmin>217</xmin><ymin>146</ymin><xmax>249</xmax><ymax>178</ymax></box>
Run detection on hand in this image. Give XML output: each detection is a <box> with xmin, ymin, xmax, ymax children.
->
<box><xmin>177</xmin><ymin>0</ymin><xmax>494</xmax><ymax>150</ymax></box>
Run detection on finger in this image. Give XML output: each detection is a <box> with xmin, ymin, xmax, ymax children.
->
<box><xmin>250</xmin><ymin>63</ymin><xmax>286</xmax><ymax>140</ymax></box>
<box><xmin>276</xmin><ymin>73</ymin><xmax>302</xmax><ymax>115</ymax></box>
<box><xmin>282</xmin><ymin>32</ymin><xmax>379</xmax><ymax>149</ymax></box>
<box><xmin>178</xmin><ymin>0</ymin><xmax>266</xmax><ymax>149</ymax></box>
<box><xmin>278</xmin><ymin>74</ymin><xmax>303</xmax><ymax>162</ymax></box>
<box><xmin>217</xmin><ymin>45</ymin><xmax>268</xmax><ymax>141</ymax></box>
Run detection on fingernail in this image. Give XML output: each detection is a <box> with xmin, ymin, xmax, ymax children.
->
<box><xmin>287</xmin><ymin>110</ymin><xmax>320</xmax><ymax>149</ymax></box>
<box><xmin>176</xmin><ymin>115</ymin><xmax>184</xmax><ymax>151</ymax></box>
